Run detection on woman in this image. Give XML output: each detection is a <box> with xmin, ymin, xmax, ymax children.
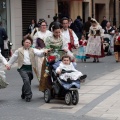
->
<box><xmin>27</xmin><ymin>19</ymin><xmax>38</xmax><ymax>34</ymax></box>
<box><xmin>32</xmin><ymin>19</ymin><xmax>52</xmax><ymax>47</ymax></box>
<box><xmin>45</xmin><ymin>25</ymin><xmax>74</xmax><ymax>60</ymax></box>
<box><xmin>31</xmin><ymin>19</ymin><xmax>52</xmax><ymax>83</ymax></box>
<box><xmin>86</xmin><ymin>18</ymin><xmax>105</xmax><ymax>62</ymax></box>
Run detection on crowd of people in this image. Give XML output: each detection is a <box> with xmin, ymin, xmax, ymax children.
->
<box><xmin>0</xmin><ymin>15</ymin><xmax>120</xmax><ymax>103</ymax></box>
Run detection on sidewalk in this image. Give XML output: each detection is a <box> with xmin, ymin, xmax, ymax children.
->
<box><xmin>39</xmin><ymin>68</ymin><xmax>120</xmax><ymax>120</ymax></box>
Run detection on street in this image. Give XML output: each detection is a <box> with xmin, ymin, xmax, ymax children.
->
<box><xmin>0</xmin><ymin>55</ymin><xmax>120</xmax><ymax>120</ymax></box>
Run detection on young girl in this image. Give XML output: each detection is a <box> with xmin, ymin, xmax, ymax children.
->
<box><xmin>76</xmin><ymin>35</ymin><xmax>87</xmax><ymax>62</ymax></box>
<box><xmin>56</xmin><ymin>55</ymin><xmax>87</xmax><ymax>83</ymax></box>
<box><xmin>0</xmin><ymin>51</ymin><xmax>9</xmax><ymax>89</ymax></box>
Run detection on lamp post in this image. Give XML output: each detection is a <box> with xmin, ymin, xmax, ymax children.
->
<box><xmin>113</xmin><ymin>0</ymin><xmax>116</xmax><ymax>26</ymax></box>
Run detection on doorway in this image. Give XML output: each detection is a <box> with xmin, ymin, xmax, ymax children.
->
<box><xmin>95</xmin><ymin>4</ymin><xmax>105</xmax><ymax>23</ymax></box>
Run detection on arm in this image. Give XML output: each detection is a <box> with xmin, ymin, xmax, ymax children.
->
<box><xmin>33</xmin><ymin>48</ymin><xmax>45</xmax><ymax>57</ymax></box>
<box><xmin>72</xmin><ymin>31</ymin><xmax>79</xmax><ymax>45</ymax></box>
<box><xmin>56</xmin><ymin>66</ymin><xmax>62</xmax><ymax>74</ymax></box>
<box><xmin>8</xmin><ymin>50</ymin><xmax>19</xmax><ymax>66</ymax></box>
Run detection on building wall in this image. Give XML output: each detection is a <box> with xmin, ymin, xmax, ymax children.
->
<box><xmin>37</xmin><ymin>0</ymin><xmax>56</xmax><ymax>27</ymax></box>
<box><xmin>10</xmin><ymin>0</ymin><xmax>22</xmax><ymax>49</ymax></box>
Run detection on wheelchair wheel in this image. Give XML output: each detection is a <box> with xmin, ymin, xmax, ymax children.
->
<box><xmin>65</xmin><ymin>92</ymin><xmax>72</xmax><ymax>105</ymax></box>
<box><xmin>72</xmin><ymin>90</ymin><xmax>79</xmax><ymax>105</ymax></box>
<box><xmin>44</xmin><ymin>89</ymin><xmax>51</xmax><ymax>103</ymax></box>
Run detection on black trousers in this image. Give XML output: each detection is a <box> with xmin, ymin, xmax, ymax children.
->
<box><xmin>0</xmin><ymin>44</ymin><xmax>4</xmax><ymax>57</ymax></box>
<box><xmin>18</xmin><ymin>69</ymin><xmax>33</xmax><ymax>99</ymax></box>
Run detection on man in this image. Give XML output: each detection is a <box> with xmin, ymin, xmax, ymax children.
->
<box><xmin>73</xmin><ymin>16</ymin><xmax>83</xmax><ymax>40</ymax></box>
<box><xmin>0</xmin><ymin>22</ymin><xmax>8</xmax><ymax>56</ymax></box>
<box><xmin>8</xmin><ymin>36</ymin><xmax>50</xmax><ymax>102</ymax></box>
<box><xmin>83</xmin><ymin>17</ymin><xmax>91</xmax><ymax>40</ymax></box>
<box><xmin>104</xmin><ymin>22</ymin><xmax>115</xmax><ymax>54</ymax></box>
<box><xmin>101</xmin><ymin>16</ymin><xmax>108</xmax><ymax>29</ymax></box>
<box><xmin>61</xmin><ymin>17</ymin><xmax>79</xmax><ymax>51</ymax></box>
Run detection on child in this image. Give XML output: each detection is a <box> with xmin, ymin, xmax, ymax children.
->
<box><xmin>76</xmin><ymin>35</ymin><xmax>87</xmax><ymax>62</ymax></box>
<box><xmin>56</xmin><ymin>55</ymin><xmax>87</xmax><ymax>83</ymax></box>
<box><xmin>0</xmin><ymin>51</ymin><xmax>9</xmax><ymax>89</ymax></box>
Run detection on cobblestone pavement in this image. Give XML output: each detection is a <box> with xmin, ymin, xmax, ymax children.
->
<box><xmin>0</xmin><ymin>55</ymin><xmax>120</xmax><ymax>120</ymax></box>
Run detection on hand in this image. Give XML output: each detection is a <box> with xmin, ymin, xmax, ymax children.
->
<box><xmin>5</xmin><ymin>64</ymin><xmax>11</xmax><ymax>70</ymax></box>
<box><xmin>43</xmin><ymin>49</ymin><xmax>52</xmax><ymax>54</ymax></box>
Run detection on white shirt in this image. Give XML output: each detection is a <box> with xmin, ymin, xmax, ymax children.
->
<box><xmin>33</xmin><ymin>30</ymin><xmax>52</xmax><ymax>47</ymax></box>
<box><xmin>56</xmin><ymin>62</ymin><xmax>77</xmax><ymax>73</ymax></box>
<box><xmin>8</xmin><ymin>48</ymin><xmax>44</xmax><ymax>66</ymax></box>
<box><xmin>61</xmin><ymin>29</ymin><xmax>79</xmax><ymax>45</ymax></box>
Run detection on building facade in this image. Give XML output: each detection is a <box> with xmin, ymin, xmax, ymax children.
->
<box><xmin>0</xmin><ymin>0</ymin><xmax>119</xmax><ymax>49</ymax></box>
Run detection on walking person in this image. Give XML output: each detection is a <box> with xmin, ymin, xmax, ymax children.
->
<box><xmin>73</xmin><ymin>16</ymin><xmax>83</xmax><ymax>40</ymax></box>
<box><xmin>61</xmin><ymin>17</ymin><xmax>79</xmax><ymax>51</ymax></box>
<box><xmin>86</xmin><ymin>18</ymin><xmax>105</xmax><ymax>62</ymax></box>
<box><xmin>101</xmin><ymin>16</ymin><xmax>108</xmax><ymax>29</ymax></box>
<box><xmin>27</xmin><ymin>19</ymin><xmax>38</xmax><ymax>35</ymax></box>
<box><xmin>0</xmin><ymin>22</ymin><xmax>8</xmax><ymax>57</ymax></box>
<box><xmin>83</xmin><ymin>17</ymin><xmax>91</xmax><ymax>40</ymax></box>
<box><xmin>104</xmin><ymin>22</ymin><xmax>115</xmax><ymax>54</ymax></box>
<box><xmin>32</xmin><ymin>19</ymin><xmax>52</xmax><ymax>82</ymax></box>
<box><xmin>8</xmin><ymin>36</ymin><xmax>50</xmax><ymax>102</ymax></box>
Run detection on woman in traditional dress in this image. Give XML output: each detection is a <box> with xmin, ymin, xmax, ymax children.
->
<box><xmin>114</xmin><ymin>30</ymin><xmax>120</xmax><ymax>62</ymax></box>
<box><xmin>86</xmin><ymin>18</ymin><xmax>105</xmax><ymax>62</ymax></box>
<box><xmin>32</xmin><ymin>19</ymin><xmax>52</xmax><ymax>82</ymax></box>
<box><xmin>45</xmin><ymin>25</ymin><xmax>74</xmax><ymax>61</ymax></box>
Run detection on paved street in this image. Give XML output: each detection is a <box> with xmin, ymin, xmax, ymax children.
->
<box><xmin>1</xmin><ymin>55</ymin><xmax>120</xmax><ymax>120</ymax></box>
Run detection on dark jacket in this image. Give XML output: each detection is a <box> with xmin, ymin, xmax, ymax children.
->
<box><xmin>83</xmin><ymin>21</ymin><xmax>91</xmax><ymax>33</ymax></box>
<box><xmin>73</xmin><ymin>19</ymin><xmax>83</xmax><ymax>33</ymax></box>
<box><xmin>101</xmin><ymin>20</ymin><xmax>108</xmax><ymax>29</ymax></box>
<box><xmin>0</xmin><ymin>27</ymin><xmax>8</xmax><ymax>45</ymax></box>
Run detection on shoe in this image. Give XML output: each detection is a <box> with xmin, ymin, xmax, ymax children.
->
<box><xmin>21</xmin><ymin>94</ymin><xmax>25</xmax><ymax>99</ymax></box>
<box><xmin>80</xmin><ymin>75</ymin><xmax>87</xmax><ymax>80</ymax></box>
<box><xmin>25</xmin><ymin>98</ymin><xmax>31</xmax><ymax>102</ymax></box>
<box><xmin>67</xmin><ymin>78</ymin><xmax>72</xmax><ymax>83</ymax></box>
<box><xmin>93</xmin><ymin>60</ymin><xmax>96</xmax><ymax>62</ymax></box>
<box><xmin>97</xmin><ymin>60</ymin><xmax>99</xmax><ymax>63</ymax></box>
<box><xmin>116</xmin><ymin>60</ymin><xmax>118</xmax><ymax>62</ymax></box>
<box><xmin>84</xmin><ymin>59</ymin><xmax>86</xmax><ymax>62</ymax></box>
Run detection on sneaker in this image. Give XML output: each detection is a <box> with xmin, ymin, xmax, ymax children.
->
<box><xmin>67</xmin><ymin>78</ymin><xmax>72</xmax><ymax>83</ymax></box>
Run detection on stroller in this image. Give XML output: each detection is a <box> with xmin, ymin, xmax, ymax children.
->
<box><xmin>4</xmin><ymin>40</ymin><xmax>13</xmax><ymax>60</ymax></box>
<box><xmin>44</xmin><ymin>50</ymin><xmax>80</xmax><ymax>105</ymax></box>
<box><xmin>103</xmin><ymin>34</ymin><xmax>111</xmax><ymax>56</ymax></box>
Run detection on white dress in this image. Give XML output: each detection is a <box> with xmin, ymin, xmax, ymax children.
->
<box><xmin>32</xmin><ymin>30</ymin><xmax>52</xmax><ymax>81</ymax></box>
<box><xmin>56</xmin><ymin>62</ymin><xmax>83</xmax><ymax>81</ymax></box>
<box><xmin>0</xmin><ymin>53</ymin><xmax>9</xmax><ymax>89</ymax></box>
